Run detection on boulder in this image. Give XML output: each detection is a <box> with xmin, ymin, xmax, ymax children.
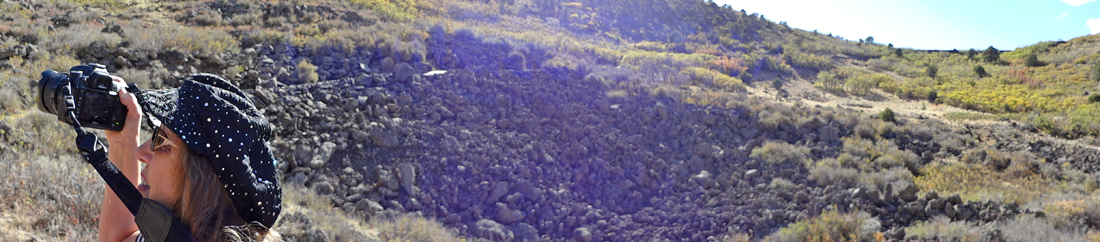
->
<box><xmin>898</xmin><ymin>184</ymin><xmax>919</xmax><ymax>202</ymax></box>
<box><xmin>487</xmin><ymin>181</ymin><xmax>511</xmax><ymax>203</ymax></box>
<box><xmin>308</xmin><ymin>142</ymin><xmax>337</xmax><ymax>168</ymax></box>
<box><xmin>311</xmin><ymin>181</ymin><xmax>334</xmax><ymax>195</ymax></box>
<box><xmin>377</xmin><ymin>168</ymin><xmax>400</xmax><ymax>191</ymax></box>
<box><xmin>398</xmin><ymin>163</ymin><xmax>418</xmax><ymax>195</ymax></box>
<box><xmin>573</xmin><ymin>227</ymin><xmax>593</xmax><ymax>242</ymax></box>
<box><xmin>393</xmin><ymin>63</ymin><xmax>415</xmax><ymax>83</ymax></box>
<box><xmin>370</xmin><ymin>128</ymin><xmax>401</xmax><ymax>148</ymax></box>
<box><xmin>495</xmin><ymin>202</ymin><xmax>524</xmax><ymax>224</ymax></box>
<box><xmin>475</xmin><ymin>219</ymin><xmax>515</xmax><ymax>242</ymax></box>
<box><xmin>356</xmin><ymin>199</ymin><xmax>384</xmax><ymax>216</ymax></box>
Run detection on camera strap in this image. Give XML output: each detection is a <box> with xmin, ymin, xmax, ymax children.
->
<box><xmin>65</xmin><ymin>103</ymin><xmax>196</xmax><ymax>241</ymax></box>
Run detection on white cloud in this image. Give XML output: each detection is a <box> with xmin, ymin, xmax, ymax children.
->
<box><xmin>1090</xmin><ymin>18</ymin><xmax>1100</xmax><ymax>34</ymax></box>
<box><xmin>1063</xmin><ymin>0</ymin><xmax>1095</xmax><ymax>6</ymax></box>
<box><xmin>1056</xmin><ymin>11</ymin><xmax>1070</xmax><ymax>21</ymax></box>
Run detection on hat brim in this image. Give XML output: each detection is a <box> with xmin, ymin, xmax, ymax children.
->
<box><xmin>136</xmin><ymin>88</ymin><xmax>178</xmax><ymax>130</ymax></box>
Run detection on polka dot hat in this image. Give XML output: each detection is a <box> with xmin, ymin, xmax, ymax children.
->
<box><xmin>135</xmin><ymin>73</ymin><xmax>281</xmax><ymax>228</ymax></box>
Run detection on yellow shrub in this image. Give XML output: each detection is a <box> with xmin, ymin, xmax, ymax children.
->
<box><xmin>680</xmin><ymin>67</ymin><xmax>743</xmax><ymax>90</ymax></box>
<box><xmin>915</xmin><ymin>162</ymin><xmax>1057</xmax><ymax>203</ymax></box>
<box><xmin>766</xmin><ymin>209</ymin><xmax>874</xmax><ymax>242</ymax></box>
<box><xmin>351</xmin><ymin>0</ymin><xmax>419</xmax><ymax>22</ymax></box>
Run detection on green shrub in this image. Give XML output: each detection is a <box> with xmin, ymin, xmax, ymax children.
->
<box><xmin>1023</xmin><ymin>53</ymin><xmax>1044</xmax><ymax>67</ymax></box>
<box><xmin>879</xmin><ymin>108</ymin><xmax>896</xmax><ymax>123</ymax></box>
<box><xmin>924</xmin><ymin>65</ymin><xmax>937</xmax><ymax>78</ymax></box>
<box><xmin>973</xmin><ymin>65</ymin><xmax>989</xmax><ymax>78</ymax></box>
<box><xmin>1089</xmin><ymin>94</ymin><xmax>1100</xmax><ymax>104</ymax></box>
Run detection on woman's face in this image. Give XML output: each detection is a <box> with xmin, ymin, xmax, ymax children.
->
<box><xmin>136</xmin><ymin>125</ymin><xmax>185</xmax><ymax>207</ymax></box>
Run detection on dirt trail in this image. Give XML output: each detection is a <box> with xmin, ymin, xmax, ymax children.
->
<box><xmin>744</xmin><ymin>75</ymin><xmax>983</xmax><ymax>124</ymax></box>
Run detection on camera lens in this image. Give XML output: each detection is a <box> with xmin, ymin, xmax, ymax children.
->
<box><xmin>37</xmin><ymin>70</ymin><xmax>65</xmax><ymax>115</ymax></box>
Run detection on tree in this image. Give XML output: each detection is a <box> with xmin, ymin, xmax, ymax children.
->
<box><xmin>974</xmin><ymin>65</ymin><xmax>989</xmax><ymax>78</ymax></box>
<box><xmin>887</xmin><ymin>43</ymin><xmax>893</xmax><ymax>49</ymax></box>
<box><xmin>865</xmin><ymin>36</ymin><xmax>874</xmax><ymax>45</ymax></box>
<box><xmin>1024</xmin><ymin>53</ymin><xmax>1044</xmax><ymax>67</ymax></box>
<box><xmin>966</xmin><ymin>48</ymin><xmax>978</xmax><ymax>60</ymax></box>
<box><xmin>982</xmin><ymin>46</ymin><xmax>1000</xmax><ymax>63</ymax></box>
<box><xmin>894</xmin><ymin>49</ymin><xmax>903</xmax><ymax>57</ymax></box>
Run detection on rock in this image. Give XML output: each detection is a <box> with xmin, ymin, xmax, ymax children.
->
<box><xmin>693</xmin><ymin>142</ymin><xmax>724</xmax><ymax>158</ymax></box>
<box><xmin>398</xmin><ymin>163</ymin><xmax>417</xmax><ymax>195</ymax></box>
<box><xmin>356</xmin><ymin>199</ymin><xmax>384</xmax><ymax>216</ymax></box>
<box><xmin>288</xmin><ymin>172</ymin><xmax>308</xmax><ymax>185</ymax></box>
<box><xmin>475</xmin><ymin>219</ymin><xmax>515</xmax><ymax>242</ymax></box>
<box><xmin>487</xmin><ymin>181</ymin><xmax>511</xmax><ymax>203</ymax></box>
<box><xmin>945</xmin><ymin>194</ymin><xmax>963</xmax><ymax>205</ymax></box>
<box><xmin>443</xmin><ymin>213</ymin><xmax>462</xmax><ymax>223</ymax></box>
<box><xmin>496</xmin><ymin>202</ymin><xmax>524</xmax><ymax>224</ymax></box>
<box><xmin>882</xmin><ymin>183</ymin><xmax>895</xmax><ymax>202</ymax></box>
<box><xmin>898</xmin><ymin>184</ymin><xmax>919</xmax><ymax>202</ymax></box>
<box><xmin>691</xmin><ymin>170</ymin><xmax>712</xmax><ymax>186</ymax></box>
<box><xmin>308</xmin><ymin>142</ymin><xmax>337</xmax><ymax>168</ymax></box>
<box><xmin>393</xmin><ymin>63</ymin><xmax>415</xmax><ymax>82</ymax></box>
<box><xmin>927</xmin><ymin>198</ymin><xmax>945</xmax><ymax>214</ymax></box>
<box><xmin>509</xmin><ymin>223</ymin><xmax>539</xmax><ymax>242</ymax></box>
<box><xmin>745</xmin><ymin>169</ymin><xmax>759</xmax><ymax>178</ymax></box>
<box><xmin>924</xmin><ymin>191</ymin><xmax>939</xmax><ymax>201</ymax></box>
<box><xmin>573</xmin><ymin>227</ymin><xmax>593</xmax><ymax>242</ymax></box>
<box><xmin>379</xmin><ymin>185</ymin><xmax>401</xmax><ymax>198</ymax></box>
<box><xmin>851</xmin><ymin>188</ymin><xmax>869</xmax><ymax>200</ymax></box>
<box><xmin>860</xmin><ymin>217</ymin><xmax>881</xmax><ymax>236</ymax></box>
<box><xmin>0</xmin><ymin>45</ymin><xmax>26</xmax><ymax>60</ymax></box>
<box><xmin>312</xmin><ymin>181</ymin><xmax>334</xmax><ymax>195</ymax></box>
<box><xmin>885</xmin><ymin>227</ymin><xmax>905</xmax><ymax>240</ymax></box>
<box><xmin>378</xmin><ymin>168</ymin><xmax>400</xmax><ymax>191</ymax></box>
<box><xmin>370</xmin><ymin>128</ymin><xmax>401</xmax><ymax>148</ymax></box>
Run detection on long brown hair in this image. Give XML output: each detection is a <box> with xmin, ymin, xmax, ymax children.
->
<box><xmin>173</xmin><ymin>148</ymin><xmax>280</xmax><ymax>241</ymax></box>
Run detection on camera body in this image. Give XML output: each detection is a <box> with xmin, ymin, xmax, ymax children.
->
<box><xmin>37</xmin><ymin>63</ymin><xmax>129</xmax><ymax>131</ymax></box>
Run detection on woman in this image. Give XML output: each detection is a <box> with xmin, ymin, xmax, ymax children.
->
<box><xmin>101</xmin><ymin>74</ymin><xmax>282</xmax><ymax>242</ymax></box>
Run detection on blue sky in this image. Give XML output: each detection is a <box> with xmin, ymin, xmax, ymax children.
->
<box><xmin>713</xmin><ymin>0</ymin><xmax>1100</xmax><ymax>50</ymax></box>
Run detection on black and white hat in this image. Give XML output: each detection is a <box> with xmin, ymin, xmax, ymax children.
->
<box><xmin>136</xmin><ymin>73</ymin><xmax>281</xmax><ymax>228</ymax></box>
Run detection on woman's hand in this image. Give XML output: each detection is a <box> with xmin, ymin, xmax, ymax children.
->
<box><xmin>104</xmin><ymin>77</ymin><xmax>143</xmax><ymax>148</ymax></box>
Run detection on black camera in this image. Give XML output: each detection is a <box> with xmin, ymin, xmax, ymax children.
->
<box><xmin>37</xmin><ymin>63</ymin><xmax>129</xmax><ymax>131</ymax></box>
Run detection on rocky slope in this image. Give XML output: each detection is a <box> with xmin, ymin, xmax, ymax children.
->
<box><xmin>4</xmin><ymin>0</ymin><xmax>1100</xmax><ymax>241</ymax></box>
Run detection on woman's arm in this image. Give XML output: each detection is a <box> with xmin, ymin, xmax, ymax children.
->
<box><xmin>100</xmin><ymin>85</ymin><xmax>142</xmax><ymax>242</ymax></box>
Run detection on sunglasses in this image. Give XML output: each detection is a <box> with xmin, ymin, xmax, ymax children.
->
<box><xmin>150</xmin><ymin>124</ymin><xmax>170</xmax><ymax>152</ymax></box>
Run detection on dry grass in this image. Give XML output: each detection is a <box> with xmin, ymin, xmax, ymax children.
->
<box><xmin>903</xmin><ymin>215</ymin><xmax>987</xmax><ymax>241</ymax></box>
<box><xmin>279</xmin><ymin>184</ymin><xmax>466</xmax><ymax>241</ymax></box>
<box><xmin>0</xmin><ymin>141</ymin><xmax>99</xmax><ymax>241</ymax></box>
